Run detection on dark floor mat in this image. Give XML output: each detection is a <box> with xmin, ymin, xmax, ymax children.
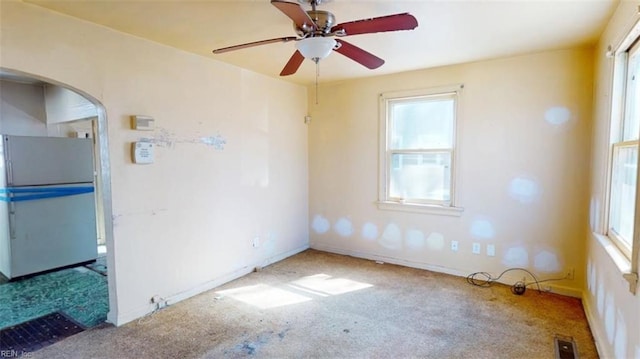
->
<box><xmin>0</xmin><ymin>312</ymin><xmax>85</xmax><ymax>354</ymax></box>
<box><xmin>85</xmin><ymin>256</ymin><xmax>107</xmax><ymax>276</ymax></box>
<box><xmin>0</xmin><ymin>267</ymin><xmax>108</xmax><ymax>329</ymax></box>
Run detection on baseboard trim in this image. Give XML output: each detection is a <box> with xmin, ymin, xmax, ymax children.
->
<box><xmin>311</xmin><ymin>244</ymin><xmax>582</xmax><ymax>298</ymax></box>
<box><xmin>114</xmin><ymin>244</ymin><xmax>310</xmax><ymax>326</ymax></box>
<box><xmin>581</xmin><ymin>293</ymin><xmax>610</xmax><ymax>359</ymax></box>
<box><xmin>540</xmin><ymin>284</ymin><xmax>583</xmax><ymax>298</ymax></box>
<box><xmin>312</xmin><ymin>243</ymin><xmax>474</xmax><ymax>276</ymax></box>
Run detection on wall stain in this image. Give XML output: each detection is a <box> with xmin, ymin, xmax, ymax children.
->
<box><xmin>140</xmin><ymin>127</ymin><xmax>226</xmax><ymax>151</ymax></box>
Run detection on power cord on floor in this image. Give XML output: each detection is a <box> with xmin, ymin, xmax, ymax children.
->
<box><xmin>466</xmin><ymin>268</ymin><xmax>568</xmax><ymax>295</ymax></box>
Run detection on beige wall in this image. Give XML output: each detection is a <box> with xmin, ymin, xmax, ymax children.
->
<box><xmin>1</xmin><ymin>2</ymin><xmax>309</xmax><ymax>325</ymax></box>
<box><xmin>308</xmin><ymin>47</ymin><xmax>594</xmax><ymax>296</ymax></box>
<box><xmin>586</xmin><ymin>1</ymin><xmax>640</xmax><ymax>358</ymax></box>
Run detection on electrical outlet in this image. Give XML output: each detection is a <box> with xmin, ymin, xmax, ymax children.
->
<box><xmin>451</xmin><ymin>240</ymin><xmax>459</xmax><ymax>252</ymax></box>
<box><xmin>252</xmin><ymin>236</ymin><xmax>260</xmax><ymax>248</ymax></box>
<box><xmin>472</xmin><ymin>242</ymin><xmax>481</xmax><ymax>254</ymax></box>
<box><xmin>486</xmin><ymin>244</ymin><xmax>495</xmax><ymax>257</ymax></box>
<box><xmin>566</xmin><ymin>267</ymin><xmax>574</xmax><ymax>280</ymax></box>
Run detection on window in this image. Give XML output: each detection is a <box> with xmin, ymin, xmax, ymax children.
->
<box><xmin>378</xmin><ymin>85</ymin><xmax>463</xmax><ymax>215</ymax></box>
<box><xmin>608</xmin><ymin>39</ymin><xmax>640</xmax><ymax>259</ymax></box>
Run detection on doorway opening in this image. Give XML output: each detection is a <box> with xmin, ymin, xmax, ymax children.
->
<box><xmin>0</xmin><ymin>68</ymin><xmax>115</xmax><ymax>338</ymax></box>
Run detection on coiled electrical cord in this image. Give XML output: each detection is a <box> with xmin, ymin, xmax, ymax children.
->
<box><xmin>466</xmin><ymin>268</ymin><xmax>568</xmax><ymax>295</ymax></box>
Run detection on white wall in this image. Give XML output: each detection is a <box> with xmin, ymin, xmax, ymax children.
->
<box><xmin>308</xmin><ymin>47</ymin><xmax>593</xmax><ymax>296</ymax></box>
<box><xmin>0</xmin><ymin>80</ymin><xmax>47</xmax><ymax>136</ymax></box>
<box><xmin>586</xmin><ymin>1</ymin><xmax>640</xmax><ymax>358</ymax></box>
<box><xmin>0</xmin><ymin>80</ymin><xmax>90</xmax><ymax>137</ymax></box>
<box><xmin>1</xmin><ymin>2</ymin><xmax>309</xmax><ymax>325</ymax></box>
<box><xmin>44</xmin><ymin>84</ymin><xmax>97</xmax><ymax>125</ymax></box>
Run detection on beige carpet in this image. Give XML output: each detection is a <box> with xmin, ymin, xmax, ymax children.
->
<box><xmin>33</xmin><ymin>249</ymin><xmax>597</xmax><ymax>358</ymax></box>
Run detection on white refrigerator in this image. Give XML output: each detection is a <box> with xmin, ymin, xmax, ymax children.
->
<box><xmin>0</xmin><ymin>135</ymin><xmax>98</xmax><ymax>279</ymax></box>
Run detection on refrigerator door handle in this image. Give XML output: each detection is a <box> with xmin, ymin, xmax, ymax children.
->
<box><xmin>6</xmin><ymin>160</ymin><xmax>13</xmax><ymax>186</ymax></box>
<box><xmin>9</xmin><ymin>201</ymin><xmax>16</xmax><ymax>239</ymax></box>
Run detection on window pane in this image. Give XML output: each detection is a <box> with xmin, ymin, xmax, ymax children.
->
<box><xmin>623</xmin><ymin>50</ymin><xmax>640</xmax><ymax>141</ymax></box>
<box><xmin>609</xmin><ymin>144</ymin><xmax>638</xmax><ymax>247</ymax></box>
<box><xmin>389</xmin><ymin>152</ymin><xmax>451</xmax><ymax>202</ymax></box>
<box><xmin>390</xmin><ymin>97</ymin><xmax>454</xmax><ymax>150</ymax></box>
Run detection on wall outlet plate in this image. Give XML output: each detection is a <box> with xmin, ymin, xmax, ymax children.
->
<box><xmin>486</xmin><ymin>244</ymin><xmax>495</xmax><ymax>257</ymax></box>
<box><xmin>566</xmin><ymin>268</ymin><xmax>575</xmax><ymax>280</ymax></box>
<box><xmin>451</xmin><ymin>240</ymin><xmax>459</xmax><ymax>252</ymax></box>
<box><xmin>472</xmin><ymin>242</ymin><xmax>481</xmax><ymax>254</ymax></box>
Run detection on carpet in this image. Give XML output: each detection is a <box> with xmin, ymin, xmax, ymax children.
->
<box><xmin>31</xmin><ymin>249</ymin><xmax>598</xmax><ymax>359</ymax></box>
<box><xmin>0</xmin><ymin>311</ymin><xmax>85</xmax><ymax>354</ymax></box>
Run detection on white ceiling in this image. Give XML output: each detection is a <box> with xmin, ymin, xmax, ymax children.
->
<box><xmin>23</xmin><ymin>0</ymin><xmax>618</xmax><ymax>85</ymax></box>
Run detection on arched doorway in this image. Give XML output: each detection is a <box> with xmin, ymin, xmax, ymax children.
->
<box><xmin>0</xmin><ymin>68</ymin><xmax>116</xmax><ymax>330</ymax></box>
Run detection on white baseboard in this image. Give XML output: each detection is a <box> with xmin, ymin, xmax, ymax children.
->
<box><xmin>261</xmin><ymin>244</ymin><xmax>310</xmax><ymax>269</ymax></box>
<box><xmin>311</xmin><ymin>244</ymin><xmax>583</xmax><ymax>298</ymax></box>
<box><xmin>581</xmin><ymin>293</ymin><xmax>610</xmax><ymax>359</ymax></box>
<box><xmin>311</xmin><ymin>243</ymin><xmax>471</xmax><ymax>277</ymax></box>
<box><xmin>114</xmin><ymin>244</ymin><xmax>310</xmax><ymax>326</ymax></box>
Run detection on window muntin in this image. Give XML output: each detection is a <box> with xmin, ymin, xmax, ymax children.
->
<box><xmin>382</xmin><ymin>89</ymin><xmax>458</xmax><ymax>207</ymax></box>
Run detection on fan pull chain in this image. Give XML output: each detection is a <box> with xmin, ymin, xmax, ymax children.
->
<box><xmin>315</xmin><ymin>60</ymin><xmax>319</xmax><ymax>105</ymax></box>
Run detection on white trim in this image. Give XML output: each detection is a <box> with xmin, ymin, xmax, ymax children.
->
<box><xmin>114</xmin><ymin>244</ymin><xmax>309</xmax><ymax>326</ymax></box>
<box><xmin>603</xmin><ymin>21</ymin><xmax>640</xmax><ymax>295</ymax></box>
<box><xmin>378</xmin><ymin>84</ymin><xmax>463</xmax><ymax>212</ymax></box>
<box><xmin>614</xmin><ymin>18</ymin><xmax>640</xmax><ymax>55</ymax></box>
<box><xmin>310</xmin><ymin>244</ymin><xmax>582</xmax><ymax>298</ymax></box>
<box><xmin>582</xmin><ymin>292</ymin><xmax>609</xmax><ymax>359</ymax></box>
<box><xmin>376</xmin><ymin>200</ymin><xmax>464</xmax><ymax>216</ymax></box>
<box><xmin>593</xmin><ymin>233</ymin><xmax>631</xmax><ymax>272</ymax></box>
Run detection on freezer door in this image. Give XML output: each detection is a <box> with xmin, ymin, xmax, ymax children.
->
<box><xmin>3</xmin><ymin>135</ymin><xmax>94</xmax><ymax>186</ymax></box>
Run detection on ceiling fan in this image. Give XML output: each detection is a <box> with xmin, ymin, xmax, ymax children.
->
<box><xmin>212</xmin><ymin>0</ymin><xmax>419</xmax><ymax>76</ymax></box>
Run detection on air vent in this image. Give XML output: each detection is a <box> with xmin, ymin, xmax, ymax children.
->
<box><xmin>554</xmin><ymin>335</ymin><xmax>578</xmax><ymax>359</ymax></box>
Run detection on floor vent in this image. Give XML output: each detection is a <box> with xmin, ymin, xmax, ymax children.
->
<box><xmin>0</xmin><ymin>311</ymin><xmax>85</xmax><ymax>354</ymax></box>
<box><xmin>554</xmin><ymin>335</ymin><xmax>579</xmax><ymax>359</ymax></box>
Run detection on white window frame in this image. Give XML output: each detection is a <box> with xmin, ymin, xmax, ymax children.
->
<box><xmin>377</xmin><ymin>85</ymin><xmax>464</xmax><ymax>216</ymax></box>
<box><xmin>605</xmin><ymin>27</ymin><xmax>640</xmax><ymax>294</ymax></box>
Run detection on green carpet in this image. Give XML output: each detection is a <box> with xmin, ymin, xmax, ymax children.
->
<box><xmin>0</xmin><ymin>267</ymin><xmax>108</xmax><ymax>330</ymax></box>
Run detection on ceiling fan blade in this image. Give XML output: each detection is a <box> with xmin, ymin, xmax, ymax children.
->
<box><xmin>333</xmin><ymin>13</ymin><xmax>418</xmax><ymax>36</ymax></box>
<box><xmin>271</xmin><ymin>0</ymin><xmax>317</xmax><ymax>31</ymax></box>
<box><xmin>213</xmin><ymin>37</ymin><xmax>298</xmax><ymax>54</ymax></box>
<box><xmin>280</xmin><ymin>50</ymin><xmax>305</xmax><ymax>76</ymax></box>
<box><xmin>334</xmin><ymin>39</ymin><xmax>384</xmax><ymax>70</ymax></box>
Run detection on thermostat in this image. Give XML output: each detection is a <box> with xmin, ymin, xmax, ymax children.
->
<box><xmin>132</xmin><ymin>142</ymin><xmax>154</xmax><ymax>164</ymax></box>
<box><xmin>131</xmin><ymin>115</ymin><xmax>155</xmax><ymax>131</ymax></box>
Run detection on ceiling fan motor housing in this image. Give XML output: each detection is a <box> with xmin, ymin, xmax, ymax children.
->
<box><xmin>295</xmin><ymin>10</ymin><xmax>335</xmax><ymax>37</ymax></box>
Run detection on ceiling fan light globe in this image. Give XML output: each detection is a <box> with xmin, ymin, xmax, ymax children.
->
<box><xmin>296</xmin><ymin>37</ymin><xmax>336</xmax><ymax>61</ymax></box>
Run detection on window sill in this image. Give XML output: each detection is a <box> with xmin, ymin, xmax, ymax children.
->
<box><xmin>593</xmin><ymin>232</ymin><xmax>637</xmax><ymax>294</ymax></box>
<box><xmin>376</xmin><ymin>201</ymin><xmax>464</xmax><ymax>217</ymax></box>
